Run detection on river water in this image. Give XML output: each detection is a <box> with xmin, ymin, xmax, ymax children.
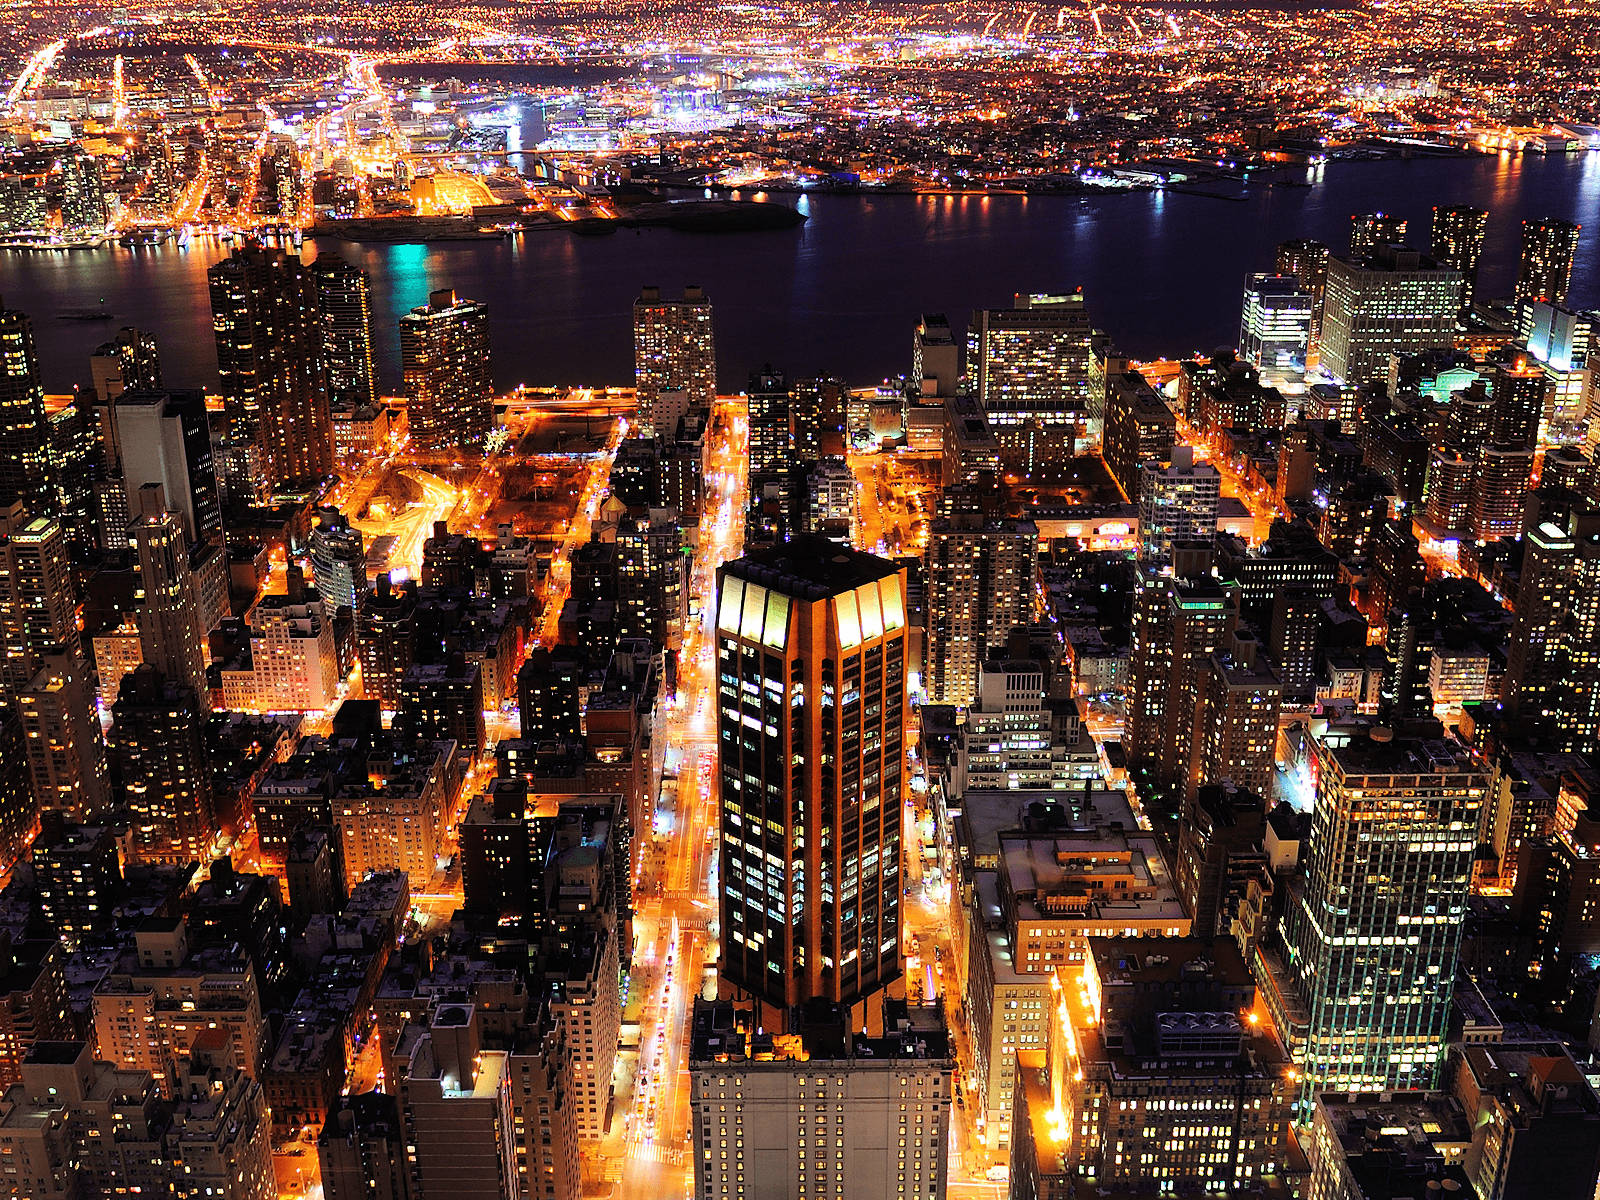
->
<box><xmin>4</xmin><ymin>151</ymin><xmax>1596</xmax><ymax>394</ymax></box>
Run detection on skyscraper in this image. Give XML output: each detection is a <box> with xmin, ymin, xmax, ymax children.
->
<box><xmin>973</xmin><ymin>292</ymin><xmax>1093</xmax><ymax>464</ymax></box>
<box><xmin>924</xmin><ymin>514</ymin><xmax>1038</xmax><ymax>706</ymax></box>
<box><xmin>912</xmin><ymin>312</ymin><xmax>961</xmax><ymax>398</ymax></box>
<box><xmin>399</xmin><ymin>288</ymin><xmax>493</xmax><ymax>449</ymax></box>
<box><xmin>0</xmin><ymin>504</ymin><xmax>76</xmax><ymax>704</ymax></box>
<box><xmin>1348</xmin><ymin>212</ymin><xmax>1408</xmax><ymax>260</ymax></box>
<box><xmin>109</xmin><ymin>664</ymin><xmax>216</xmax><ymax>864</ymax></box>
<box><xmin>111</xmin><ymin>390</ymin><xmax>222</xmax><ymax>546</ymax></box>
<box><xmin>89</xmin><ymin>327</ymin><xmax>161</xmax><ymax>400</ymax></box>
<box><xmin>633</xmin><ymin>284</ymin><xmax>715</xmax><ymax>435</ymax></box>
<box><xmin>19</xmin><ymin>651</ymin><xmax>110</xmax><ymax>820</ymax></box>
<box><xmin>1487</xmin><ymin>357</ymin><xmax>1553</xmax><ymax>446</ymax></box>
<box><xmin>1430</xmin><ymin>205</ymin><xmax>1488</xmax><ymax>304</ymax></box>
<box><xmin>1138</xmin><ymin>446</ymin><xmax>1221</xmax><ymax>562</ymax></box>
<box><xmin>308</xmin><ymin>507</ymin><xmax>366</xmax><ymax>616</ymax></box>
<box><xmin>130</xmin><ymin>485</ymin><xmax>209</xmax><ymax>709</ymax></box>
<box><xmin>1273</xmin><ymin>723</ymin><xmax>1484</xmax><ymax>1105</ymax></box>
<box><xmin>208</xmin><ymin>244</ymin><xmax>332</xmax><ymax>497</ymax></box>
<box><xmin>0</xmin><ymin>300</ymin><xmax>54</xmax><ymax>516</ymax></box>
<box><xmin>1275</xmin><ymin>238</ymin><xmax>1331</xmax><ymax>348</ymax></box>
<box><xmin>1318</xmin><ymin>247</ymin><xmax>1462</xmax><ymax>385</ymax></box>
<box><xmin>57</xmin><ymin>151</ymin><xmax>107</xmax><ymax>232</ymax></box>
<box><xmin>1239</xmin><ymin>273</ymin><xmax>1314</xmax><ymax>373</ymax></box>
<box><xmin>715</xmin><ymin>536</ymin><xmax>907</xmax><ymax>1032</ymax></box>
<box><xmin>1516</xmin><ymin>218</ymin><xmax>1582</xmax><ymax>308</ymax></box>
<box><xmin>311</xmin><ymin>253</ymin><xmax>377</xmax><ymax>411</ymax></box>
<box><xmin>1502</xmin><ymin>513</ymin><xmax>1600</xmax><ymax>749</ymax></box>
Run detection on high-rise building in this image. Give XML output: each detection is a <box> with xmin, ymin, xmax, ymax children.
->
<box><xmin>311</xmin><ymin>252</ymin><xmax>377</xmax><ymax>411</ymax></box>
<box><xmin>1470</xmin><ymin>442</ymin><xmax>1534</xmax><ymax>541</ymax></box>
<box><xmin>1102</xmin><ymin>372</ymin><xmax>1176</xmax><ymax>501</ymax></box>
<box><xmin>89</xmin><ymin>327</ymin><xmax>161</xmax><ymax>400</ymax></box>
<box><xmin>715</xmin><ymin>537</ymin><xmax>907</xmax><ymax>1032</ymax></box>
<box><xmin>208</xmin><ymin>244</ymin><xmax>333</xmax><ymax>497</ymax></box>
<box><xmin>1319</xmin><ymin>246</ymin><xmax>1462</xmax><ymax>384</ymax></box>
<box><xmin>1430</xmin><ymin>205</ymin><xmax>1488</xmax><ymax>304</ymax></box>
<box><xmin>57</xmin><ymin>151</ymin><xmax>108</xmax><ymax>232</ymax></box>
<box><xmin>0</xmin><ymin>300</ymin><xmax>54</xmax><ymax>516</ymax></box>
<box><xmin>18</xmin><ymin>652</ymin><xmax>110</xmax><ymax>821</ymax></box>
<box><xmin>634</xmin><ymin>284</ymin><xmax>715</xmax><ymax>435</ymax></box>
<box><xmin>1502</xmin><ymin>513</ymin><xmax>1600</xmax><ymax>749</ymax></box>
<box><xmin>1517</xmin><ymin>218</ymin><xmax>1582</xmax><ymax>308</ymax></box>
<box><xmin>357</xmin><ymin>574</ymin><xmax>416</xmax><ymax>711</ymax></box>
<box><xmin>973</xmin><ymin>292</ymin><xmax>1093</xmax><ymax>463</ymax></box>
<box><xmin>1192</xmin><ymin>631</ymin><xmax>1283</xmax><ymax>801</ymax></box>
<box><xmin>924</xmin><ymin>514</ymin><xmax>1037</xmax><ymax>707</ymax></box>
<box><xmin>1275</xmin><ymin>238</ymin><xmax>1331</xmax><ymax>348</ymax></box>
<box><xmin>1348</xmin><ymin>212</ymin><xmax>1408</xmax><ymax>260</ymax></box>
<box><xmin>1271</xmin><ymin>723</ymin><xmax>1484</xmax><ymax>1105</ymax></box>
<box><xmin>1137</xmin><ymin>446</ymin><xmax>1221</xmax><ymax>561</ymax></box>
<box><xmin>109</xmin><ymin>666</ymin><xmax>217</xmax><ymax>865</ymax></box>
<box><xmin>227</xmin><ymin>576</ymin><xmax>339</xmax><ymax>713</ymax></box>
<box><xmin>912</xmin><ymin>312</ymin><xmax>961</xmax><ymax>398</ymax></box>
<box><xmin>0</xmin><ymin>504</ymin><xmax>76</xmax><ymax>704</ymax></box>
<box><xmin>308</xmin><ymin>507</ymin><xmax>366</xmax><ymax>616</ymax></box>
<box><xmin>400</xmin><ymin>288</ymin><xmax>493</xmax><ymax>449</ymax></box>
<box><xmin>130</xmin><ymin>485</ymin><xmax>209</xmax><ymax>709</ymax></box>
<box><xmin>1521</xmin><ymin>302</ymin><xmax>1596</xmax><ymax>444</ymax></box>
<box><xmin>111</xmin><ymin>389</ymin><xmax>222</xmax><ymax>546</ymax></box>
<box><xmin>1239</xmin><ymin>273</ymin><xmax>1314</xmax><ymax>373</ymax></box>
<box><xmin>1488</xmin><ymin>358</ymin><xmax>1553</xmax><ymax>446</ymax></box>
<box><xmin>688</xmin><ymin>997</ymin><xmax>952</xmax><ymax>1200</ymax></box>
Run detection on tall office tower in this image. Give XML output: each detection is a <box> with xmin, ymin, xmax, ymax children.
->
<box><xmin>308</xmin><ymin>508</ymin><xmax>365</xmax><ymax>615</ymax></box>
<box><xmin>913</xmin><ymin>312</ymin><xmax>961</xmax><ymax>398</ymax></box>
<box><xmin>1503</xmin><ymin>514</ymin><xmax>1600</xmax><ymax>749</ymax></box>
<box><xmin>358</xmin><ymin>574</ymin><xmax>417</xmax><ymax>710</ymax></box>
<box><xmin>634</xmin><ymin>284</ymin><xmax>715</xmax><ymax>435</ymax></box>
<box><xmin>1348</xmin><ymin>212</ymin><xmax>1408</xmax><ymax>260</ymax></box>
<box><xmin>19</xmin><ymin>651</ymin><xmax>109</xmax><ymax>820</ymax></box>
<box><xmin>1487</xmin><ymin>357</ymin><xmax>1554</xmax><ymax>446</ymax></box>
<box><xmin>0</xmin><ymin>300</ymin><xmax>55</xmax><ymax>516</ymax></box>
<box><xmin>1430</xmin><ymin>205</ymin><xmax>1489</xmax><ymax>304</ymax></box>
<box><xmin>0</xmin><ymin>176</ymin><xmax>48</xmax><ymax>234</ymax></box>
<box><xmin>0</xmin><ymin>710</ymin><xmax>37</xmax><ymax>868</ymax></box>
<box><xmin>0</xmin><ymin>504</ymin><xmax>76</xmax><ymax>704</ymax></box>
<box><xmin>57</xmin><ymin>151</ymin><xmax>108</xmax><ymax>231</ymax></box>
<box><xmin>688</xmin><ymin>997</ymin><xmax>952</xmax><ymax>1200</ymax></box>
<box><xmin>1470</xmin><ymin>443</ymin><xmax>1534</xmax><ymax>541</ymax></box>
<box><xmin>400</xmin><ymin>287</ymin><xmax>493</xmax><ymax>449</ymax></box>
<box><xmin>1174</xmin><ymin>785</ymin><xmax>1268</xmax><ymax>938</ymax></box>
<box><xmin>1137</xmin><ymin>446</ymin><xmax>1221</xmax><ymax>562</ymax></box>
<box><xmin>109</xmin><ymin>664</ymin><xmax>216</xmax><ymax>864</ymax></box>
<box><xmin>1522</xmin><ymin>302</ymin><xmax>1596</xmax><ymax>444</ymax></box>
<box><xmin>208</xmin><ymin>243</ymin><xmax>332</xmax><ymax>497</ymax></box>
<box><xmin>1275</xmin><ymin>238</ymin><xmax>1331</xmax><ymax>347</ymax></box>
<box><xmin>1239</xmin><ymin>273</ymin><xmax>1315</xmax><ymax>373</ymax></box>
<box><xmin>747</xmin><ymin>367</ymin><xmax>792</xmax><ymax>475</ymax></box>
<box><xmin>311</xmin><ymin>252</ymin><xmax>377</xmax><ymax>410</ymax></box>
<box><xmin>112</xmin><ymin>389</ymin><xmax>223</xmax><ymax>546</ymax></box>
<box><xmin>973</xmin><ymin>292</ymin><xmax>1093</xmax><ymax>464</ymax></box>
<box><xmin>1271</xmin><ymin>724</ymin><xmax>1484</xmax><ymax>1105</ymax></box>
<box><xmin>1192</xmin><ymin>630</ymin><xmax>1283</xmax><ymax>801</ymax></box>
<box><xmin>790</xmin><ymin>376</ymin><xmax>842</xmax><ymax>462</ymax></box>
<box><xmin>924</xmin><ymin>514</ymin><xmax>1038</xmax><ymax>706</ymax></box>
<box><xmin>715</xmin><ymin>537</ymin><xmax>907</xmax><ymax>1033</ymax></box>
<box><xmin>1270</xmin><ymin>585</ymin><xmax>1323</xmax><ymax>697</ymax></box>
<box><xmin>89</xmin><ymin>327</ymin><xmax>161</xmax><ymax>400</ymax></box>
<box><xmin>1517</xmin><ymin>218</ymin><xmax>1582</xmax><ymax>307</ymax></box>
<box><xmin>1102</xmin><ymin>372</ymin><xmax>1176</xmax><ymax>500</ymax></box>
<box><xmin>1319</xmin><ymin>247</ymin><xmax>1462</xmax><ymax>385</ymax></box>
<box><xmin>130</xmin><ymin>485</ymin><xmax>209</xmax><ymax>709</ymax></box>
<box><xmin>1124</xmin><ymin>571</ymin><xmax>1240</xmax><ymax>818</ymax></box>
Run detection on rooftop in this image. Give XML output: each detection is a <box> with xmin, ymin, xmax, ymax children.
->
<box><xmin>722</xmin><ymin>533</ymin><xmax>899</xmax><ymax>599</ymax></box>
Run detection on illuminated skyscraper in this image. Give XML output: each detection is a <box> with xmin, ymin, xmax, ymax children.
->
<box><xmin>1138</xmin><ymin>446</ymin><xmax>1221</xmax><ymax>562</ymax></box>
<box><xmin>1239</xmin><ymin>273</ymin><xmax>1314</xmax><ymax>373</ymax></box>
<box><xmin>1502</xmin><ymin>513</ymin><xmax>1600</xmax><ymax>749</ymax></box>
<box><xmin>1275</xmin><ymin>238</ymin><xmax>1330</xmax><ymax>347</ymax></box>
<box><xmin>973</xmin><ymin>292</ymin><xmax>1093</xmax><ymax>464</ymax></box>
<box><xmin>1318</xmin><ymin>247</ymin><xmax>1461</xmax><ymax>385</ymax></box>
<box><xmin>633</xmin><ymin>284</ymin><xmax>715</xmax><ymax>435</ymax></box>
<box><xmin>208</xmin><ymin>244</ymin><xmax>333</xmax><ymax>497</ymax></box>
<box><xmin>0</xmin><ymin>504</ymin><xmax>76</xmax><ymax>704</ymax></box>
<box><xmin>308</xmin><ymin>507</ymin><xmax>366</xmax><ymax>616</ymax></box>
<box><xmin>715</xmin><ymin>536</ymin><xmax>907</xmax><ymax>1032</ymax></box>
<box><xmin>1522</xmin><ymin>302</ymin><xmax>1596</xmax><ymax>444</ymax></box>
<box><xmin>109</xmin><ymin>664</ymin><xmax>216</xmax><ymax>864</ymax></box>
<box><xmin>0</xmin><ymin>300</ymin><xmax>54</xmax><ymax>516</ymax></box>
<box><xmin>19</xmin><ymin>651</ymin><xmax>109</xmax><ymax>820</ymax></box>
<box><xmin>399</xmin><ymin>288</ymin><xmax>493</xmax><ymax>449</ymax></box>
<box><xmin>112</xmin><ymin>390</ymin><xmax>222</xmax><ymax>546</ymax></box>
<box><xmin>1348</xmin><ymin>212</ymin><xmax>1408</xmax><ymax>261</ymax></box>
<box><xmin>924</xmin><ymin>513</ymin><xmax>1037</xmax><ymax>707</ymax></box>
<box><xmin>130</xmin><ymin>484</ymin><xmax>209</xmax><ymax>710</ymax></box>
<box><xmin>1273</xmin><ymin>724</ymin><xmax>1484</xmax><ymax>1105</ymax></box>
<box><xmin>1429</xmin><ymin>205</ymin><xmax>1488</xmax><ymax>304</ymax></box>
<box><xmin>57</xmin><ymin>151</ymin><xmax>107</xmax><ymax>232</ymax></box>
<box><xmin>1516</xmin><ymin>218</ymin><xmax>1581</xmax><ymax>308</ymax></box>
<box><xmin>89</xmin><ymin>327</ymin><xmax>161</xmax><ymax>400</ymax></box>
<box><xmin>1487</xmin><ymin>358</ymin><xmax>1553</xmax><ymax>446</ymax></box>
<box><xmin>311</xmin><ymin>253</ymin><xmax>377</xmax><ymax>411</ymax></box>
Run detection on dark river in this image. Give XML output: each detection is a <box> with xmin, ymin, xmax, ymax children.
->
<box><xmin>4</xmin><ymin>151</ymin><xmax>1596</xmax><ymax>394</ymax></box>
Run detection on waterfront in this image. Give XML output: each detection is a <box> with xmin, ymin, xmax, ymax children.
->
<box><xmin>6</xmin><ymin>151</ymin><xmax>1597</xmax><ymax>394</ymax></box>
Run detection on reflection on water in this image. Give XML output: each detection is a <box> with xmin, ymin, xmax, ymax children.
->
<box><xmin>4</xmin><ymin>154</ymin><xmax>1595</xmax><ymax>393</ymax></box>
